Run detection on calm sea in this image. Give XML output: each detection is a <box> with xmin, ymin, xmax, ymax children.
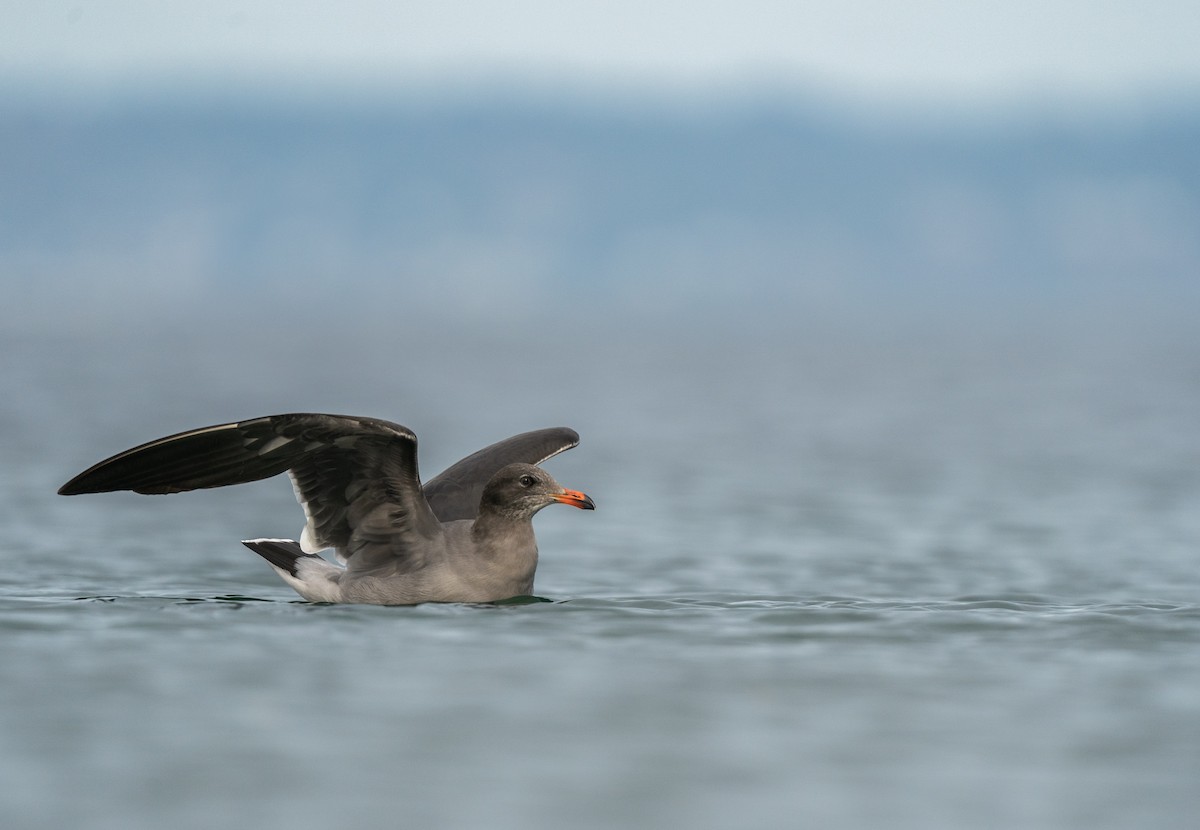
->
<box><xmin>3</xmin><ymin>310</ymin><xmax>1199</xmax><ymax>830</ymax></box>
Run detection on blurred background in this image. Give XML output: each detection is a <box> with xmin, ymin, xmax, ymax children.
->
<box><xmin>3</xmin><ymin>1</ymin><xmax>1198</xmax><ymax>337</ymax></box>
<box><xmin>4</xmin><ymin>5</ymin><xmax>1200</xmax><ymax>830</ymax></box>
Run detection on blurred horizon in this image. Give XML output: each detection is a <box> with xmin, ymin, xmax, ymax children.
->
<box><xmin>4</xmin><ymin>81</ymin><xmax>1199</xmax><ymax>338</ymax></box>
<box><xmin>4</xmin><ymin>2</ymin><xmax>1200</xmax><ymax>339</ymax></box>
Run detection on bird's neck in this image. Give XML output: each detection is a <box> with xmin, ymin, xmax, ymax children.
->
<box><xmin>469</xmin><ymin>510</ymin><xmax>539</xmax><ymax>595</ymax></box>
<box><xmin>471</xmin><ymin>509</ymin><xmax>536</xmax><ymax>549</ymax></box>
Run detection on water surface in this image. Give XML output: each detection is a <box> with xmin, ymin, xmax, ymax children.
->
<box><xmin>3</xmin><ymin>317</ymin><xmax>1198</xmax><ymax>829</ymax></box>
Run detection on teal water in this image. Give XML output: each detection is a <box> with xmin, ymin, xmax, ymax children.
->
<box><xmin>3</xmin><ymin>317</ymin><xmax>1199</xmax><ymax>829</ymax></box>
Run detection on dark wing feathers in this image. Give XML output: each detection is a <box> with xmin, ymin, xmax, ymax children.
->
<box><xmin>58</xmin><ymin>414</ymin><xmax>442</xmax><ymax>569</ymax></box>
<box><xmin>58</xmin><ymin>415</ymin><xmax>579</xmax><ymax>568</ymax></box>
<box><xmin>57</xmin><ymin>422</ymin><xmax>296</xmax><ymax>495</ymax></box>
<box><xmin>287</xmin><ymin>426</ymin><xmax>441</xmax><ymax>570</ymax></box>
<box><xmin>423</xmin><ymin>427</ymin><xmax>580</xmax><ymax>522</ymax></box>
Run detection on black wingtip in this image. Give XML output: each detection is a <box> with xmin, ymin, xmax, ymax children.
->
<box><xmin>53</xmin><ymin>418</ymin><xmax>303</xmax><ymax>498</ymax></box>
<box><xmin>57</xmin><ymin>475</ymin><xmax>105</xmax><ymax>496</ymax></box>
<box><xmin>57</xmin><ymin>471</ymin><xmax>180</xmax><ymax>496</ymax></box>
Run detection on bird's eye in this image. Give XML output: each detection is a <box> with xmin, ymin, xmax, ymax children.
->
<box><xmin>519</xmin><ymin>474</ymin><xmax>536</xmax><ymax>488</ymax></box>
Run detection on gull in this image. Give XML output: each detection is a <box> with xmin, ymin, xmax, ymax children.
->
<box><xmin>59</xmin><ymin>413</ymin><xmax>593</xmax><ymax>604</ymax></box>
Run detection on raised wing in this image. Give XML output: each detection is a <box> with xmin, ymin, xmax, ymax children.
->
<box><xmin>423</xmin><ymin>427</ymin><xmax>580</xmax><ymax>522</ymax></box>
<box><xmin>58</xmin><ymin>413</ymin><xmax>443</xmax><ymax>571</ymax></box>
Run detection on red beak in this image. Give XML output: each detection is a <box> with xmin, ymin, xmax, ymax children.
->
<box><xmin>552</xmin><ymin>488</ymin><xmax>595</xmax><ymax>510</ymax></box>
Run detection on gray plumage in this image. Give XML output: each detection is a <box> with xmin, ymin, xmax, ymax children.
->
<box><xmin>59</xmin><ymin>414</ymin><xmax>593</xmax><ymax>604</ymax></box>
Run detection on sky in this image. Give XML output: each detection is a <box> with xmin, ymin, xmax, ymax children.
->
<box><xmin>4</xmin><ymin>1</ymin><xmax>1200</xmax><ymax>107</ymax></box>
